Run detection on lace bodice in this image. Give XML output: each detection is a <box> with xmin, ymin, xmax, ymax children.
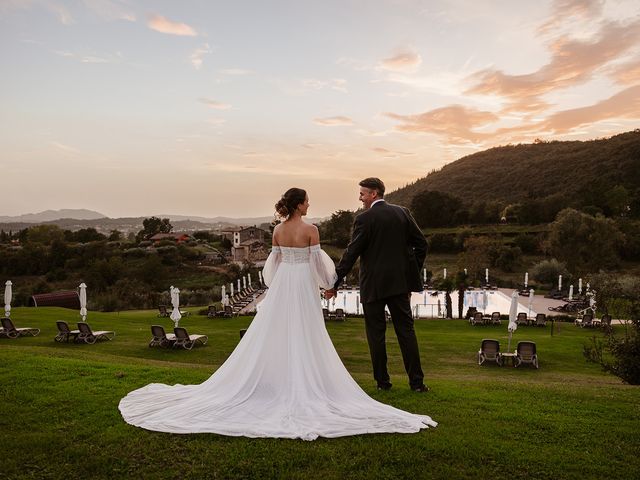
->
<box><xmin>263</xmin><ymin>245</ymin><xmax>337</xmax><ymax>289</ymax></box>
<box><xmin>272</xmin><ymin>245</ymin><xmax>320</xmax><ymax>264</ymax></box>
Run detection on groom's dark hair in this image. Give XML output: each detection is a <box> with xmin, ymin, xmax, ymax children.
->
<box><xmin>359</xmin><ymin>177</ymin><xmax>385</xmax><ymax>198</ymax></box>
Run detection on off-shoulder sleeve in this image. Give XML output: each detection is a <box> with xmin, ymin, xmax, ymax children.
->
<box><xmin>310</xmin><ymin>245</ymin><xmax>338</xmax><ymax>289</ymax></box>
<box><xmin>262</xmin><ymin>247</ymin><xmax>282</xmax><ymax>287</ymax></box>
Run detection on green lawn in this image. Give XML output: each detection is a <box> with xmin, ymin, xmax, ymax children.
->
<box><xmin>1</xmin><ymin>307</ymin><xmax>638</xmax><ymax>480</ymax></box>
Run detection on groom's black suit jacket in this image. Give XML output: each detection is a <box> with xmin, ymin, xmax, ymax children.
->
<box><xmin>334</xmin><ymin>201</ymin><xmax>428</xmax><ymax>304</ymax></box>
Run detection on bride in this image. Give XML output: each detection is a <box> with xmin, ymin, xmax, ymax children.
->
<box><xmin>119</xmin><ymin>188</ymin><xmax>437</xmax><ymax>440</ymax></box>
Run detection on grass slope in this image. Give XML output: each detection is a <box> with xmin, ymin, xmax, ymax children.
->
<box><xmin>1</xmin><ymin>307</ymin><xmax>639</xmax><ymax>480</ymax></box>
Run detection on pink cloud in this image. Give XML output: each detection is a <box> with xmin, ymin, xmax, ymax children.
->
<box><xmin>313</xmin><ymin>116</ymin><xmax>354</xmax><ymax>126</ymax></box>
<box><xmin>606</xmin><ymin>57</ymin><xmax>640</xmax><ymax>86</ymax></box>
<box><xmin>538</xmin><ymin>0</ymin><xmax>604</xmax><ymax>34</ymax></box>
<box><xmin>147</xmin><ymin>13</ymin><xmax>196</xmax><ymax>36</ymax></box>
<box><xmin>385</xmin><ymin>105</ymin><xmax>498</xmax><ymax>143</ymax></box>
<box><xmin>198</xmin><ymin>98</ymin><xmax>231</xmax><ymax>110</ymax></box>
<box><xmin>542</xmin><ymin>84</ymin><xmax>640</xmax><ymax>133</ymax></box>
<box><xmin>466</xmin><ymin>20</ymin><xmax>640</xmax><ymax>111</ymax></box>
<box><xmin>380</xmin><ymin>48</ymin><xmax>422</xmax><ymax>72</ymax></box>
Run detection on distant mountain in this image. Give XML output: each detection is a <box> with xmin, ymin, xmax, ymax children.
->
<box><xmin>386</xmin><ymin>130</ymin><xmax>640</xmax><ymax>208</ymax></box>
<box><xmin>0</xmin><ymin>209</ymin><xmax>107</xmax><ymax>223</ymax></box>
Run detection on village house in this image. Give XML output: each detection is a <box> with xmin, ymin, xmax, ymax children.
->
<box><xmin>221</xmin><ymin>226</ymin><xmax>268</xmax><ymax>262</ymax></box>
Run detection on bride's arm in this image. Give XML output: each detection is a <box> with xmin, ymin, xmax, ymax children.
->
<box><xmin>262</xmin><ymin>230</ymin><xmax>282</xmax><ymax>287</ymax></box>
<box><xmin>309</xmin><ymin>226</ymin><xmax>338</xmax><ymax>289</ymax></box>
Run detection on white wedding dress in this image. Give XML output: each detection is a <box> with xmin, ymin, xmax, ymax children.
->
<box><xmin>119</xmin><ymin>245</ymin><xmax>437</xmax><ymax>440</ymax></box>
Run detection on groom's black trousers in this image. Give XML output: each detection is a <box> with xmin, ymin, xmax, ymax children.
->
<box><xmin>362</xmin><ymin>293</ymin><xmax>424</xmax><ymax>388</ymax></box>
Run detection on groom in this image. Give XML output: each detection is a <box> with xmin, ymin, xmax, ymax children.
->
<box><xmin>325</xmin><ymin>177</ymin><xmax>429</xmax><ymax>392</ymax></box>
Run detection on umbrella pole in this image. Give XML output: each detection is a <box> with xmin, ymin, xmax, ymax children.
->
<box><xmin>507</xmin><ymin>331</ymin><xmax>512</xmax><ymax>352</ymax></box>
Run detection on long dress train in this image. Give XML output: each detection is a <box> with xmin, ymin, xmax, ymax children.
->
<box><xmin>119</xmin><ymin>245</ymin><xmax>437</xmax><ymax>440</ymax></box>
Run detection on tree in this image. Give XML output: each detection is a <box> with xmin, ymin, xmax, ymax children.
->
<box><xmin>26</xmin><ymin>225</ymin><xmax>65</xmax><ymax>245</ymax></box>
<box><xmin>136</xmin><ymin>216</ymin><xmax>173</xmax><ymax>242</ymax></box>
<box><xmin>108</xmin><ymin>230</ymin><xmax>123</xmax><ymax>241</ymax></box>
<box><xmin>410</xmin><ymin>190</ymin><xmax>462</xmax><ymax>228</ymax></box>
<box><xmin>320</xmin><ymin>210</ymin><xmax>355</xmax><ymax>247</ymax></box>
<box><xmin>548</xmin><ymin>208</ymin><xmax>624</xmax><ymax>272</ymax></box>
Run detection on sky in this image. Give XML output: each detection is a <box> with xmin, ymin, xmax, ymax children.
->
<box><xmin>1</xmin><ymin>0</ymin><xmax>639</xmax><ymax>219</ymax></box>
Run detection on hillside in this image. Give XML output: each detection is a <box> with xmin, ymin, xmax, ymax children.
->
<box><xmin>386</xmin><ymin>130</ymin><xmax>640</xmax><ymax>208</ymax></box>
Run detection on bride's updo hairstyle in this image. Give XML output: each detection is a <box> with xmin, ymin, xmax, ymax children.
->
<box><xmin>275</xmin><ymin>188</ymin><xmax>307</xmax><ymax>219</ymax></box>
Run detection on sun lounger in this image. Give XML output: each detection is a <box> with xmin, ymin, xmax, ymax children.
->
<box><xmin>76</xmin><ymin>322</ymin><xmax>115</xmax><ymax>344</ymax></box>
<box><xmin>578</xmin><ymin>313</ymin><xmax>594</xmax><ymax>328</ymax></box>
<box><xmin>334</xmin><ymin>308</ymin><xmax>346</xmax><ymax>321</ymax></box>
<box><xmin>478</xmin><ymin>339</ymin><xmax>502</xmax><ymax>366</ymax></box>
<box><xmin>516</xmin><ymin>312</ymin><xmax>528</xmax><ymax>326</ymax></box>
<box><xmin>157</xmin><ymin>305</ymin><xmax>170</xmax><ymax>317</ymax></box>
<box><xmin>470</xmin><ymin>312</ymin><xmax>485</xmax><ymax>326</ymax></box>
<box><xmin>173</xmin><ymin>327</ymin><xmax>208</xmax><ymax>350</ymax></box>
<box><xmin>490</xmin><ymin>312</ymin><xmax>502</xmax><ymax>325</ymax></box>
<box><xmin>534</xmin><ymin>313</ymin><xmax>547</xmax><ymax>327</ymax></box>
<box><xmin>0</xmin><ymin>318</ymin><xmax>40</xmax><ymax>339</ymax></box>
<box><xmin>149</xmin><ymin>325</ymin><xmax>176</xmax><ymax>347</ymax></box>
<box><xmin>54</xmin><ymin>321</ymin><xmax>79</xmax><ymax>343</ymax></box>
<box><xmin>515</xmin><ymin>341</ymin><xmax>538</xmax><ymax>369</ymax></box>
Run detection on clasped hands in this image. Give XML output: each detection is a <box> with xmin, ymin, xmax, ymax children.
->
<box><xmin>324</xmin><ymin>288</ymin><xmax>337</xmax><ymax>299</ymax></box>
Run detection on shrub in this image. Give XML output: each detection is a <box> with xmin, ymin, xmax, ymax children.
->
<box><xmin>584</xmin><ymin>306</ymin><xmax>640</xmax><ymax>384</ymax></box>
<box><xmin>530</xmin><ymin>259</ymin><xmax>570</xmax><ymax>287</ymax></box>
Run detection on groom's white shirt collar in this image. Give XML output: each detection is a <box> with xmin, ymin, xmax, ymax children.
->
<box><xmin>371</xmin><ymin>199</ymin><xmax>385</xmax><ymax>208</ymax></box>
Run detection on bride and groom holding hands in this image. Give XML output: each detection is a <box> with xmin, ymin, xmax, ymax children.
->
<box><xmin>119</xmin><ymin>177</ymin><xmax>436</xmax><ymax>440</ymax></box>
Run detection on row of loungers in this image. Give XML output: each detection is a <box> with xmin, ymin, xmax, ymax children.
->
<box><xmin>478</xmin><ymin>339</ymin><xmax>539</xmax><ymax>368</ymax></box>
<box><xmin>470</xmin><ymin>312</ymin><xmax>547</xmax><ymax>327</ymax></box>
<box><xmin>1</xmin><ymin>318</ymin><xmax>206</xmax><ymax>350</ymax></box>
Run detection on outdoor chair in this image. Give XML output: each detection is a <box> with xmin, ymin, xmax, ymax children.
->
<box><xmin>334</xmin><ymin>308</ymin><xmax>346</xmax><ymax>321</ymax></box>
<box><xmin>515</xmin><ymin>341</ymin><xmax>538</xmax><ymax>368</ymax></box>
<box><xmin>206</xmin><ymin>305</ymin><xmax>222</xmax><ymax>318</ymax></box>
<box><xmin>149</xmin><ymin>325</ymin><xmax>176</xmax><ymax>348</ymax></box>
<box><xmin>76</xmin><ymin>322</ymin><xmax>115</xmax><ymax>344</ymax></box>
<box><xmin>173</xmin><ymin>327</ymin><xmax>208</xmax><ymax>350</ymax></box>
<box><xmin>516</xmin><ymin>312</ymin><xmax>528</xmax><ymax>326</ymax></box>
<box><xmin>157</xmin><ymin>305</ymin><xmax>170</xmax><ymax>318</ymax></box>
<box><xmin>490</xmin><ymin>312</ymin><xmax>502</xmax><ymax>325</ymax></box>
<box><xmin>471</xmin><ymin>312</ymin><xmax>485</xmax><ymax>326</ymax></box>
<box><xmin>0</xmin><ymin>317</ymin><xmax>40</xmax><ymax>339</ymax></box>
<box><xmin>478</xmin><ymin>339</ymin><xmax>502</xmax><ymax>366</ymax></box>
<box><xmin>54</xmin><ymin>321</ymin><xmax>79</xmax><ymax>343</ymax></box>
<box><xmin>223</xmin><ymin>305</ymin><xmax>235</xmax><ymax>318</ymax></box>
<box><xmin>534</xmin><ymin>313</ymin><xmax>547</xmax><ymax>327</ymax></box>
<box><xmin>322</xmin><ymin>308</ymin><xmax>336</xmax><ymax>321</ymax></box>
<box><xmin>579</xmin><ymin>313</ymin><xmax>594</xmax><ymax>328</ymax></box>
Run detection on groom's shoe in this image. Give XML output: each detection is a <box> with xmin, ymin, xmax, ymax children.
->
<box><xmin>377</xmin><ymin>382</ymin><xmax>392</xmax><ymax>391</ymax></box>
<box><xmin>412</xmin><ymin>384</ymin><xmax>430</xmax><ymax>393</ymax></box>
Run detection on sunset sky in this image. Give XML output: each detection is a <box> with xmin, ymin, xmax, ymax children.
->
<box><xmin>1</xmin><ymin>0</ymin><xmax>639</xmax><ymax>219</ymax></box>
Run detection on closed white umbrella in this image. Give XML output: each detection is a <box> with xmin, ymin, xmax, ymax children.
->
<box><xmin>485</xmin><ymin>268</ymin><xmax>489</xmax><ymax>284</ymax></box>
<box><xmin>578</xmin><ymin>278</ymin><xmax>582</xmax><ymax>295</ymax></box>
<box><xmin>527</xmin><ymin>289</ymin><xmax>534</xmax><ymax>319</ymax></box>
<box><xmin>170</xmin><ymin>287</ymin><xmax>182</xmax><ymax>327</ymax></box>
<box><xmin>221</xmin><ymin>285</ymin><xmax>226</xmax><ymax>303</ymax></box>
<box><xmin>237</xmin><ymin>279</ymin><xmax>241</xmax><ymax>292</ymax></box>
<box><xmin>4</xmin><ymin>280</ymin><xmax>12</xmax><ymax>317</ymax></box>
<box><xmin>258</xmin><ymin>270</ymin><xmax>263</xmax><ymax>285</ymax></box>
<box><xmin>507</xmin><ymin>290</ymin><xmax>519</xmax><ymax>351</ymax></box>
<box><xmin>248</xmin><ymin>273</ymin><xmax>252</xmax><ymax>288</ymax></box>
<box><xmin>443</xmin><ymin>268</ymin><xmax>447</xmax><ymax>279</ymax></box>
<box><xmin>423</xmin><ymin>268</ymin><xmax>427</xmax><ymax>283</ymax></box>
<box><xmin>243</xmin><ymin>276</ymin><xmax>247</xmax><ymax>290</ymax></box>
<box><xmin>558</xmin><ymin>275</ymin><xmax>562</xmax><ymax>292</ymax></box>
<box><xmin>230</xmin><ymin>283</ymin><xmax>234</xmax><ymax>297</ymax></box>
<box><xmin>524</xmin><ymin>272</ymin><xmax>528</xmax><ymax>289</ymax></box>
<box><xmin>79</xmin><ymin>283</ymin><xmax>87</xmax><ymax>321</ymax></box>
<box><xmin>569</xmin><ymin>285</ymin><xmax>574</xmax><ymax>301</ymax></box>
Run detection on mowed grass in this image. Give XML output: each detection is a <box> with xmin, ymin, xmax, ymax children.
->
<box><xmin>1</xmin><ymin>307</ymin><xmax>639</xmax><ymax>480</ymax></box>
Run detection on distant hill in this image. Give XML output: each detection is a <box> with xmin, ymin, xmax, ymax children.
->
<box><xmin>0</xmin><ymin>209</ymin><xmax>107</xmax><ymax>223</ymax></box>
<box><xmin>386</xmin><ymin>130</ymin><xmax>640</xmax><ymax>208</ymax></box>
